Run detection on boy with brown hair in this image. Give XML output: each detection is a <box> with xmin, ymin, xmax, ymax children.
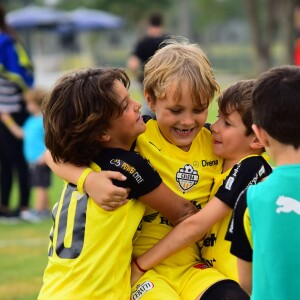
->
<box><xmin>0</xmin><ymin>4</ymin><xmax>34</xmax><ymax>219</ymax></box>
<box><xmin>230</xmin><ymin>65</ymin><xmax>300</xmax><ymax>299</ymax></box>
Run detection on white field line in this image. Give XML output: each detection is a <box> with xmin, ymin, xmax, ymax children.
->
<box><xmin>0</xmin><ymin>238</ymin><xmax>48</xmax><ymax>248</ymax></box>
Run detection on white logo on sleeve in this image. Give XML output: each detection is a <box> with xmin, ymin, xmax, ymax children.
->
<box><xmin>276</xmin><ymin>196</ymin><xmax>300</xmax><ymax>214</ymax></box>
<box><xmin>131</xmin><ymin>281</ymin><xmax>154</xmax><ymax>300</ymax></box>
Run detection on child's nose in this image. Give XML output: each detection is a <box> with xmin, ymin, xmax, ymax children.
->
<box><xmin>210</xmin><ymin>120</ymin><xmax>219</xmax><ymax>133</ymax></box>
<box><xmin>181</xmin><ymin>112</ymin><xmax>195</xmax><ymax>126</ymax></box>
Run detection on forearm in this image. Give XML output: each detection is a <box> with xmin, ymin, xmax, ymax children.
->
<box><xmin>45</xmin><ymin>149</ymin><xmax>86</xmax><ymax>184</ymax></box>
<box><xmin>8</xmin><ymin>123</ymin><xmax>23</xmax><ymax>139</ymax></box>
<box><xmin>135</xmin><ymin>198</ymin><xmax>230</xmax><ymax>270</ymax></box>
<box><xmin>45</xmin><ymin>149</ymin><xmax>128</xmax><ymax>210</ymax></box>
<box><xmin>135</xmin><ymin>216</ymin><xmax>204</xmax><ymax>270</ymax></box>
<box><xmin>167</xmin><ymin>196</ymin><xmax>198</xmax><ymax>226</ymax></box>
<box><xmin>1</xmin><ymin>113</ymin><xmax>23</xmax><ymax>139</ymax></box>
<box><xmin>140</xmin><ymin>183</ymin><xmax>198</xmax><ymax>226</ymax></box>
<box><xmin>237</xmin><ymin>258</ymin><xmax>252</xmax><ymax>295</ymax></box>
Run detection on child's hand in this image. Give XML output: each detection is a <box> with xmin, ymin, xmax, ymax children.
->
<box><xmin>0</xmin><ymin>112</ymin><xmax>11</xmax><ymax>123</ymax></box>
<box><xmin>85</xmin><ymin>171</ymin><xmax>129</xmax><ymax>211</ymax></box>
<box><xmin>0</xmin><ymin>113</ymin><xmax>22</xmax><ymax>138</ymax></box>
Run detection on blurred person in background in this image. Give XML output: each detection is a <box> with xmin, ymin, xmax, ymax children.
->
<box><xmin>127</xmin><ymin>12</ymin><xmax>167</xmax><ymax>117</ymax></box>
<box><xmin>294</xmin><ymin>35</ymin><xmax>300</xmax><ymax>65</ymax></box>
<box><xmin>1</xmin><ymin>87</ymin><xmax>51</xmax><ymax>222</ymax></box>
<box><xmin>0</xmin><ymin>4</ymin><xmax>34</xmax><ymax>219</ymax></box>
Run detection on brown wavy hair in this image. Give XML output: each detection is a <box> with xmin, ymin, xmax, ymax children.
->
<box><xmin>42</xmin><ymin>67</ymin><xmax>130</xmax><ymax>166</ymax></box>
<box><xmin>218</xmin><ymin>79</ymin><xmax>256</xmax><ymax>136</ymax></box>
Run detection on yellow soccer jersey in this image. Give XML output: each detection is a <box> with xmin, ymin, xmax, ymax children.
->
<box><xmin>38</xmin><ymin>147</ymin><xmax>164</xmax><ymax>300</ymax></box>
<box><xmin>200</xmin><ymin>169</ymin><xmax>237</xmax><ymax>280</ymax></box>
<box><xmin>38</xmin><ymin>185</ymin><xmax>145</xmax><ymax>300</ymax></box>
<box><xmin>201</xmin><ymin>155</ymin><xmax>272</xmax><ymax>282</ymax></box>
<box><xmin>132</xmin><ymin>119</ymin><xmax>223</xmax><ymax>266</ymax></box>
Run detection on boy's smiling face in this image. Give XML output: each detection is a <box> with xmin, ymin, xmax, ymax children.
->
<box><xmin>147</xmin><ymin>79</ymin><xmax>208</xmax><ymax>152</ymax></box>
<box><xmin>211</xmin><ymin>110</ymin><xmax>258</xmax><ymax>168</ymax></box>
<box><xmin>103</xmin><ymin>80</ymin><xmax>146</xmax><ymax>150</ymax></box>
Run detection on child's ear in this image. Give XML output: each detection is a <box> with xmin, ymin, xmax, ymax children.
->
<box><xmin>252</xmin><ymin>124</ymin><xmax>269</xmax><ymax>148</ymax></box>
<box><xmin>250</xmin><ymin>135</ymin><xmax>264</xmax><ymax>150</ymax></box>
<box><xmin>99</xmin><ymin>133</ymin><xmax>111</xmax><ymax>142</ymax></box>
<box><xmin>144</xmin><ymin>91</ymin><xmax>155</xmax><ymax>112</ymax></box>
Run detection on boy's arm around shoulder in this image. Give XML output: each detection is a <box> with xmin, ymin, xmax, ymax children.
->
<box><xmin>138</xmin><ymin>182</ymin><xmax>198</xmax><ymax>226</ymax></box>
<box><xmin>133</xmin><ymin>195</ymin><xmax>230</xmax><ymax>275</ymax></box>
<box><xmin>44</xmin><ymin>150</ymin><xmax>129</xmax><ymax>211</ymax></box>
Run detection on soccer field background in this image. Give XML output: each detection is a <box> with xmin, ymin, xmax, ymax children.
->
<box><xmin>0</xmin><ymin>174</ymin><xmax>62</xmax><ymax>300</ymax></box>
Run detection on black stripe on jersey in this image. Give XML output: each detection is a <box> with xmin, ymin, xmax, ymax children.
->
<box><xmin>215</xmin><ymin>156</ymin><xmax>273</xmax><ymax>209</ymax></box>
<box><xmin>228</xmin><ymin>190</ymin><xmax>253</xmax><ymax>262</ymax></box>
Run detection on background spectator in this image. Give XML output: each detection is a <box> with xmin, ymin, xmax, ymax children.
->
<box><xmin>0</xmin><ymin>4</ymin><xmax>34</xmax><ymax>220</ymax></box>
<box><xmin>127</xmin><ymin>12</ymin><xmax>167</xmax><ymax>116</ymax></box>
<box><xmin>1</xmin><ymin>87</ymin><xmax>51</xmax><ymax>222</ymax></box>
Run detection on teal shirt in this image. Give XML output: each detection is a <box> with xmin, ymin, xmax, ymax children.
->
<box><xmin>23</xmin><ymin>115</ymin><xmax>45</xmax><ymax>163</ymax></box>
<box><xmin>247</xmin><ymin>164</ymin><xmax>300</xmax><ymax>300</ymax></box>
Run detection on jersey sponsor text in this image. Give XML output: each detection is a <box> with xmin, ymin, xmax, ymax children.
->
<box><xmin>202</xmin><ymin>159</ymin><xmax>218</xmax><ymax>167</ymax></box>
<box><xmin>131</xmin><ymin>281</ymin><xmax>154</xmax><ymax>300</ymax></box>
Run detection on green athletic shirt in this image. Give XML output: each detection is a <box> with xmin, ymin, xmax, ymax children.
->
<box><xmin>248</xmin><ymin>164</ymin><xmax>300</xmax><ymax>300</ymax></box>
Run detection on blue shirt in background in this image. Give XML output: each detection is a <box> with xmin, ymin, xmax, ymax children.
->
<box><xmin>23</xmin><ymin>114</ymin><xmax>45</xmax><ymax>163</ymax></box>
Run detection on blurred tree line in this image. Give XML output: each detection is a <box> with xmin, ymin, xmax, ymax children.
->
<box><xmin>59</xmin><ymin>0</ymin><xmax>299</xmax><ymax>73</ymax></box>
<box><xmin>4</xmin><ymin>0</ymin><xmax>300</xmax><ymax>75</ymax></box>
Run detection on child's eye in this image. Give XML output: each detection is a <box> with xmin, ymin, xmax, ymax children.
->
<box><xmin>122</xmin><ymin>101</ymin><xmax>129</xmax><ymax>111</ymax></box>
<box><xmin>193</xmin><ymin>108</ymin><xmax>205</xmax><ymax>114</ymax></box>
<box><xmin>169</xmin><ymin>109</ymin><xmax>182</xmax><ymax>114</ymax></box>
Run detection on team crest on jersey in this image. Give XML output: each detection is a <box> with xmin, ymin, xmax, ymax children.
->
<box><xmin>131</xmin><ymin>281</ymin><xmax>154</xmax><ymax>300</ymax></box>
<box><xmin>176</xmin><ymin>164</ymin><xmax>199</xmax><ymax>192</ymax></box>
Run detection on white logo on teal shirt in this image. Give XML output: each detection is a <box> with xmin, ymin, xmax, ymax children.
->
<box><xmin>276</xmin><ymin>195</ymin><xmax>300</xmax><ymax>215</ymax></box>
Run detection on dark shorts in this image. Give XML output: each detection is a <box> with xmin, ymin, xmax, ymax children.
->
<box><xmin>29</xmin><ymin>163</ymin><xmax>51</xmax><ymax>188</ymax></box>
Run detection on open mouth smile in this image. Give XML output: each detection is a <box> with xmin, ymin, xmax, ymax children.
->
<box><xmin>175</xmin><ymin>128</ymin><xmax>193</xmax><ymax>133</ymax></box>
<box><xmin>174</xmin><ymin>127</ymin><xmax>195</xmax><ymax>137</ymax></box>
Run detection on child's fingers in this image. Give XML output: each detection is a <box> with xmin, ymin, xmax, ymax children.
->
<box><xmin>100</xmin><ymin>200</ymin><xmax>129</xmax><ymax>211</ymax></box>
<box><xmin>102</xmin><ymin>171</ymin><xmax>130</xmax><ymax>198</ymax></box>
<box><xmin>103</xmin><ymin>170</ymin><xmax>127</xmax><ymax>181</ymax></box>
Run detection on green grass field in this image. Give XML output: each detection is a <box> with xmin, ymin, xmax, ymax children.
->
<box><xmin>0</xmin><ymin>174</ymin><xmax>62</xmax><ymax>300</ymax></box>
<box><xmin>0</xmin><ymin>92</ymin><xmax>219</xmax><ymax>300</ymax></box>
